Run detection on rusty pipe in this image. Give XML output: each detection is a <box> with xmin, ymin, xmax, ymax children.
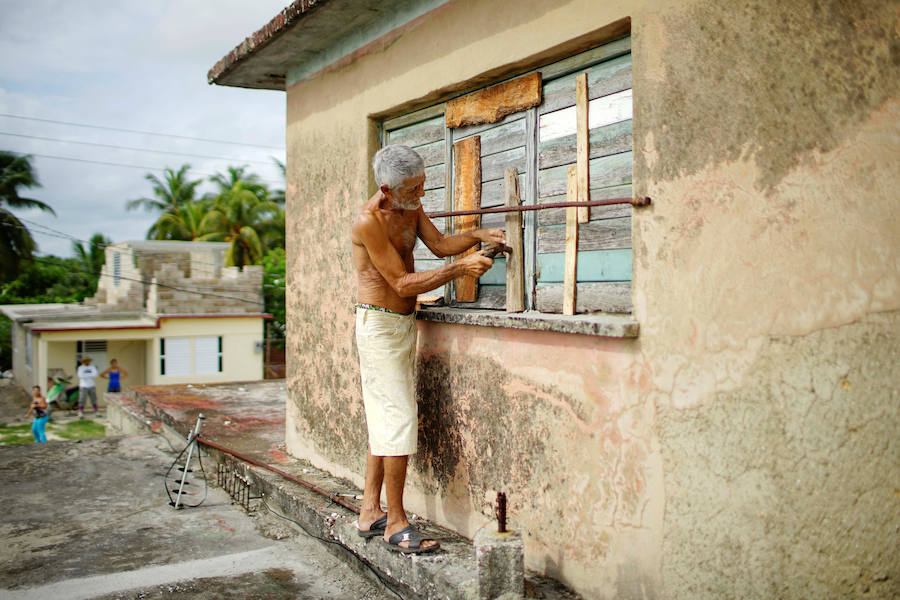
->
<box><xmin>196</xmin><ymin>436</ymin><xmax>361</xmax><ymax>515</ymax></box>
<box><xmin>426</xmin><ymin>196</ymin><xmax>651</xmax><ymax>219</ymax></box>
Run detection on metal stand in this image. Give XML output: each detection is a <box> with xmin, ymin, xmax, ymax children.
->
<box><xmin>167</xmin><ymin>413</ymin><xmax>206</xmax><ymax>509</ymax></box>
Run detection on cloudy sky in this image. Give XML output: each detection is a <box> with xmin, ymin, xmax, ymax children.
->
<box><xmin>0</xmin><ymin>1</ymin><xmax>289</xmax><ymax>257</ymax></box>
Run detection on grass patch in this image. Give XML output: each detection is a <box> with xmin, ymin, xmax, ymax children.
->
<box><xmin>0</xmin><ymin>418</ymin><xmax>106</xmax><ymax>445</ymax></box>
<box><xmin>0</xmin><ymin>424</ymin><xmax>35</xmax><ymax>446</ymax></box>
<box><xmin>50</xmin><ymin>419</ymin><xmax>106</xmax><ymax>440</ymax></box>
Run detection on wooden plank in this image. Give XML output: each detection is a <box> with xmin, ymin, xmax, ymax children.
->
<box><xmin>481</xmin><ymin>146</ymin><xmax>527</xmax><ymax>183</ymax></box>
<box><xmin>537</xmin><ymin>249</ymin><xmax>632</xmax><ymax>283</ymax></box>
<box><xmin>536</xmin><ymin>36</ymin><xmax>631</xmax><ymax>83</ymax></box>
<box><xmin>421</xmin><ymin>188</ymin><xmax>446</xmax><ymax>213</ymax></box>
<box><xmin>540</xmin><ymin>54</ymin><xmax>632</xmax><ymax>115</ymax></box>
<box><xmin>455</xmin><ymin>285</ymin><xmax>506</xmax><ymax>309</ymax></box>
<box><xmin>538</xmin><ymin>217</ymin><xmax>631</xmax><ymax>253</ymax></box>
<box><xmin>451</xmin><ymin>111</ymin><xmax>524</xmax><ymax>140</ymax></box>
<box><xmin>446</xmin><ymin>72</ymin><xmax>542</xmax><ymax>128</ymax></box>
<box><xmin>415</xmin><ymin>138</ymin><xmax>445</xmax><ymax>167</ymax></box>
<box><xmin>452</xmin><ymin>136</ymin><xmax>481</xmax><ymax>302</ymax></box>
<box><xmin>539</xmin><ymin>151</ymin><xmax>632</xmax><ymax>197</ymax></box>
<box><xmin>386</xmin><ymin>115</ymin><xmax>445</xmax><ymax>147</ymax></box>
<box><xmin>539</xmin><ymin>90</ymin><xmax>632</xmax><ymax>143</ymax></box>
<box><xmin>535</xmin><ymin>282</ymin><xmax>632</xmax><ymax>314</ymax></box>
<box><xmin>538</xmin><ymin>120</ymin><xmax>632</xmax><ymax>170</ymax></box>
<box><xmin>424</xmin><ymin>163</ymin><xmax>446</xmax><ymax>190</ymax></box>
<box><xmin>505</xmin><ymin>168</ymin><xmax>525</xmax><ymax>312</ymax></box>
<box><xmin>576</xmin><ymin>72</ymin><xmax>590</xmax><ymax>223</ymax></box>
<box><xmin>563</xmin><ymin>167</ymin><xmax>578</xmax><ymax>315</ymax></box>
<box><xmin>454</xmin><ymin>117</ymin><xmax>526</xmax><ymax>156</ymax></box>
<box><xmin>481</xmin><ymin>173</ymin><xmax>527</xmax><ymax>208</ymax></box>
<box><xmin>539</xmin><ymin>184</ymin><xmax>632</xmax><ymax>225</ymax></box>
<box><xmin>383</xmin><ymin>103</ymin><xmax>445</xmax><ymax>131</ymax></box>
<box><xmin>524</xmin><ymin>108</ymin><xmax>538</xmax><ymax>311</ymax></box>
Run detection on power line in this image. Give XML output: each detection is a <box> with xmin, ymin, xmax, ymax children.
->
<box><xmin>0</xmin><ymin>113</ymin><xmax>284</xmax><ymax>150</ymax></box>
<box><xmin>0</xmin><ymin>131</ymin><xmax>278</xmax><ymax>165</ymax></box>
<box><xmin>19</xmin><ymin>152</ymin><xmax>283</xmax><ymax>185</ymax></box>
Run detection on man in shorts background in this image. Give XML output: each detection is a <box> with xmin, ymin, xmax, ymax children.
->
<box><xmin>351</xmin><ymin>144</ymin><xmax>504</xmax><ymax>552</ymax></box>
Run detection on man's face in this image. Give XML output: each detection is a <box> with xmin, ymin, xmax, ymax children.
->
<box><xmin>387</xmin><ymin>173</ymin><xmax>425</xmax><ymax>210</ymax></box>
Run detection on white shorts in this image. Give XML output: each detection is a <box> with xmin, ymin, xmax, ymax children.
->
<box><xmin>355</xmin><ymin>306</ymin><xmax>418</xmax><ymax>456</ymax></box>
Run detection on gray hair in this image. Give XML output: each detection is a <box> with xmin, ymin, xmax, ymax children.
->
<box><xmin>373</xmin><ymin>145</ymin><xmax>424</xmax><ymax>190</ymax></box>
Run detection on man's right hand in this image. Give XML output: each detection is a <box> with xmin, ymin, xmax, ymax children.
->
<box><xmin>457</xmin><ymin>251</ymin><xmax>494</xmax><ymax>278</ymax></box>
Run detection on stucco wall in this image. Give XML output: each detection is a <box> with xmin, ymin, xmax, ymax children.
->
<box><xmin>283</xmin><ymin>0</ymin><xmax>899</xmax><ymax>598</ymax></box>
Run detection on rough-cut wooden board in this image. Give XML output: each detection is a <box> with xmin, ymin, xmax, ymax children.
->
<box><xmin>452</xmin><ymin>136</ymin><xmax>481</xmax><ymax>302</ymax></box>
<box><xmin>504</xmin><ymin>168</ymin><xmax>525</xmax><ymax>313</ymax></box>
<box><xmin>563</xmin><ymin>166</ymin><xmax>578</xmax><ymax>316</ymax></box>
<box><xmin>536</xmin><ymin>282</ymin><xmax>632</xmax><ymax>314</ymax></box>
<box><xmin>415</xmin><ymin>139</ymin><xmax>446</xmax><ymax>167</ymax></box>
<box><xmin>421</xmin><ymin>188</ymin><xmax>446</xmax><ymax>213</ymax></box>
<box><xmin>538</xmin><ymin>217</ymin><xmax>631</xmax><ymax>253</ymax></box>
<box><xmin>538</xmin><ymin>120</ymin><xmax>632</xmax><ymax>170</ymax></box>
<box><xmin>481</xmin><ymin>173</ymin><xmax>527</xmax><ymax>208</ymax></box>
<box><xmin>576</xmin><ymin>72</ymin><xmax>590</xmax><ymax>223</ymax></box>
<box><xmin>454</xmin><ymin>117</ymin><xmax>526</xmax><ymax>157</ymax></box>
<box><xmin>424</xmin><ymin>163</ymin><xmax>446</xmax><ymax>190</ymax></box>
<box><xmin>446</xmin><ymin>72</ymin><xmax>542</xmax><ymax>128</ymax></box>
<box><xmin>480</xmin><ymin>146</ymin><xmax>527</xmax><ymax>184</ymax></box>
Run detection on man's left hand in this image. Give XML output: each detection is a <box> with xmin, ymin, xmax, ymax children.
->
<box><xmin>473</xmin><ymin>228</ymin><xmax>505</xmax><ymax>244</ymax></box>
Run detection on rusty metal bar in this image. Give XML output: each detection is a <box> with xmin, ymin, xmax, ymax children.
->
<box><xmin>426</xmin><ymin>196</ymin><xmax>651</xmax><ymax>219</ymax></box>
<box><xmin>496</xmin><ymin>492</ymin><xmax>507</xmax><ymax>533</ymax></box>
<box><xmin>196</xmin><ymin>436</ymin><xmax>361</xmax><ymax>515</ymax></box>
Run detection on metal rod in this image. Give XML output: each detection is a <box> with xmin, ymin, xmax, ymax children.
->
<box><xmin>497</xmin><ymin>492</ymin><xmax>507</xmax><ymax>533</ymax></box>
<box><xmin>173</xmin><ymin>414</ymin><xmax>204</xmax><ymax>509</ymax></box>
<box><xmin>426</xmin><ymin>196</ymin><xmax>651</xmax><ymax>218</ymax></box>
<box><xmin>196</xmin><ymin>436</ymin><xmax>361</xmax><ymax>515</ymax></box>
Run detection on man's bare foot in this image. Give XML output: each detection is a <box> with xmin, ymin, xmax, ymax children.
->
<box><xmin>384</xmin><ymin>520</ymin><xmax>439</xmax><ymax>551</ymax></box>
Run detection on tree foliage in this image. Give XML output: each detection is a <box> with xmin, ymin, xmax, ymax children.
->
<box><xmin>0</xmin><ymin>151</ymin><xmax>54</xmax><ymax>282</ymax></box>
<box><xmin>261</xmin><ymin>247</ymin><xmax>286</xmax><ymax>348</ymax></box>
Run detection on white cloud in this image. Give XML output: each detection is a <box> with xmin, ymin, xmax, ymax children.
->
<box><xmin>0</xmin><ymin>1</ymin><xmax>288</xmax><ymax>257</ymax></box>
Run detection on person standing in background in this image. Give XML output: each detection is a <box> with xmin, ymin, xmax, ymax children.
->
<box><xmin>100</xmin><ymin>359</ymin><xmax>128</xmax><ymax>393</ymax></box>
<box><xmin>26</xmin><ymin>385</ymin><xmax>49</xmax><ymax>443</ymax></box>
<box><xmin>76</xmin><ymin>356</ymin><xmax>99</xmax><ymax>418</ymax></box>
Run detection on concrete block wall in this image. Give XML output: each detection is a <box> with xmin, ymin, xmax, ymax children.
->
<box><xmin>148</xmin><ymin>263</ymin><xmax>263</xmax><ymax>315</ymax></box>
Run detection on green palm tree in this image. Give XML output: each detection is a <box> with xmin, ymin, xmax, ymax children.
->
<box><xmin>0</xmin><ymin>151</ymin><xmax>54</xmax><ymax>282</ymax></box>
<box><xmin>147</xmin><ymin>199</ymin><xmax>210</xmax><ymax>241</ymax></box>
<box><xmin>269</xmin><ymin>158</ymin><xmax>286</xmax><ymax>206</ymax></box>
<box><xmin>208</xmin><ymin>165</ymin><xmax>267</xmax><ymax>201</ymax></box>
<box><xmin>127</xmin><ymin>164</ymin><xmax>201</xmax><ymax>214</ymax></box>
<box><xmin>72</xmin><ymin>233</ymin><xmax>111</xmax><ymax>275</ymax></box>
<box><xmin>198</xmin><ymin>182</ymin><xmax>283</xmax><ymax>268</ymax></box>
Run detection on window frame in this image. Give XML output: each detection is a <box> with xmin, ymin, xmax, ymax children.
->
<box><xmin>380</xmin><ymin>35</ymin><xmax>634</xmax><ymax>317</ymax></box>
<box><xmin>159</xmin><ymin>337</ymin><xmax>191</xmax><ymax>377</ymax></box>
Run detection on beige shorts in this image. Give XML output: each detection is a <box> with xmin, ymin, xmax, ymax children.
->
<box><xmin>355</xmin><ymin>306</ymin><xmax>418</xmax><ymax>456</ymax></box>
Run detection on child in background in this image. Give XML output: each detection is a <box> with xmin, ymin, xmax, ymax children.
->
<box><xmin>26</xmin><ymin>385</ymin><xmax>49</xmax><ymax>443</ymax></box>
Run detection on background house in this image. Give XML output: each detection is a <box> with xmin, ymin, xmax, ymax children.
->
<box><xmin>2</xmin><ymin>240</ymin><xmax>266</xmax><ymax>404</ymax></box>
<box><xmin>209</xmin><ymin>1</ymin><xmax>898</xmax><ymax>598</ymax></box>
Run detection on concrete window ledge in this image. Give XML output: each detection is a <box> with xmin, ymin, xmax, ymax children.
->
<box><xmin>416</xmin><ymin>307</ymin><xmax>639</xmax><ymax>337</ymax></box>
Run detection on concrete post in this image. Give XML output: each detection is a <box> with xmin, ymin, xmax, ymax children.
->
<box><xmin>473</xmin><ymin>525</ymin><xmax>524</xmax><ymax>600</ymax></box>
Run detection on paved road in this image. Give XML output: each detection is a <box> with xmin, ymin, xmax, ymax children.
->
<box><xmin>0</xmin><ymin>434</ymin><xmax>395</xmax><ymax>600</ymax></box>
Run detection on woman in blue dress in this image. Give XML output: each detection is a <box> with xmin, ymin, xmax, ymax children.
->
<box><xmin>26</xmin><ymin>385</ymin><xmax>49</xmax><ymax>443</ymax></box>
<box><xmin>100</xmin><ymin>359</ymin><xmax>129</xmax><ymax>393</ymax></box>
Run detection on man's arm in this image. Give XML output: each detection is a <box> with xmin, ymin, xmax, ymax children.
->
<box><xmin>354</xmin><ymin>213</ymin><xmax>493</xmax><ymax>298</ymax></box>
<box><xmin>416</xmin><ymin>208</ymin><xmax>505</xmax><ymax>258</ymax></box>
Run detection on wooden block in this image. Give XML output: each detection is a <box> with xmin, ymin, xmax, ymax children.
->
<box><xmin>576</xmin><ymin>72</ymin><xmax>590</xmax><ymax>223</ymax></box>
<box><xmin>563</xmin><ymin>166</ymin><xmax>578</xmax><ymax>315</ymax></box>
<box><xmin>504</xmin><ymin>168</ymin><xmax>525</xmax><ymax>313</ymax></box>
<box><xmin>446</xmin><ymin>72</ymin><xmax>542</xmax><ymax>129</ymax></box>
<box><xmin>453</xmin><ymin>136</ymin><xmax>481</xmax><ymax>303</ymax></box>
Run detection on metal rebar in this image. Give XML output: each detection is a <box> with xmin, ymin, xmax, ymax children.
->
<box><xmin>196</xmin><ymin>436</ymin><xmax>361</xmax><ymax>515</ymax></box>
<box><xmin>426</xmin><ymin>196</ymin><xmax>651</xmax><ymax>219</ymax></box>
<box><xmin>496</xmin><ymin>492</ymin><xmax>507</xmax><ymax>533</ymax></box>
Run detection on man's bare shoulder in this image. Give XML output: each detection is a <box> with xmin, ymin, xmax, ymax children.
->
<box><xmin>352</xmin><ymin>195</ymin><xmax>386</xmax><ymax>243</ymax></box>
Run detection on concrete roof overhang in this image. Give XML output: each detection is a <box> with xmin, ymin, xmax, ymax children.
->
<box><xmin>208</xmin><ymin>0</ymin><xmax>450</xmax><ymax>90</ymax></box>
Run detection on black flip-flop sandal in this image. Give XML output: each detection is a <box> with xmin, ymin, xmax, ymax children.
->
<box><xmin>384</xmin><ymin>525</ymin><xmax>441</xmax><ymax>554</ymax></box>
<box><xmin>357</xmin><ymin>514</ymin><xmax>388</xmax><ymax>538</ymax></box>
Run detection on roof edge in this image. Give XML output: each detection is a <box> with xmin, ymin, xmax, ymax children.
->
<box><xmin>207</xmin><ymin>0</ymin><xmax>329</xmax><ymax>88</ymax></box>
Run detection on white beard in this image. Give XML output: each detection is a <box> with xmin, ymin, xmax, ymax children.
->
<box><xmin>391</xmin><ymin>197</ymin><xmax>420</xmax><ymax>210</ymax></box>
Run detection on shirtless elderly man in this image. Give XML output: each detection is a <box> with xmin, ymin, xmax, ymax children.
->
<box><xmin>352</xmin><ymin>144</ymin><xmax>503</xmax><ymax>553</ymax></box>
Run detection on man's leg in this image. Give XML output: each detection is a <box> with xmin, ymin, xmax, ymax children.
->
<box><xmin>383</xmin><ymin>455</ymin><xmax>437</xmax><ymax>549</ymax></box>
<box><xmin>77</xmin><ymin>388</ymin><xmax>86</xmax><ymax>417</ymax></box>
<box><xmin>359</xmin><ymin>446</ymin><xmax>387</xmax><ymax>531</ymax></box>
